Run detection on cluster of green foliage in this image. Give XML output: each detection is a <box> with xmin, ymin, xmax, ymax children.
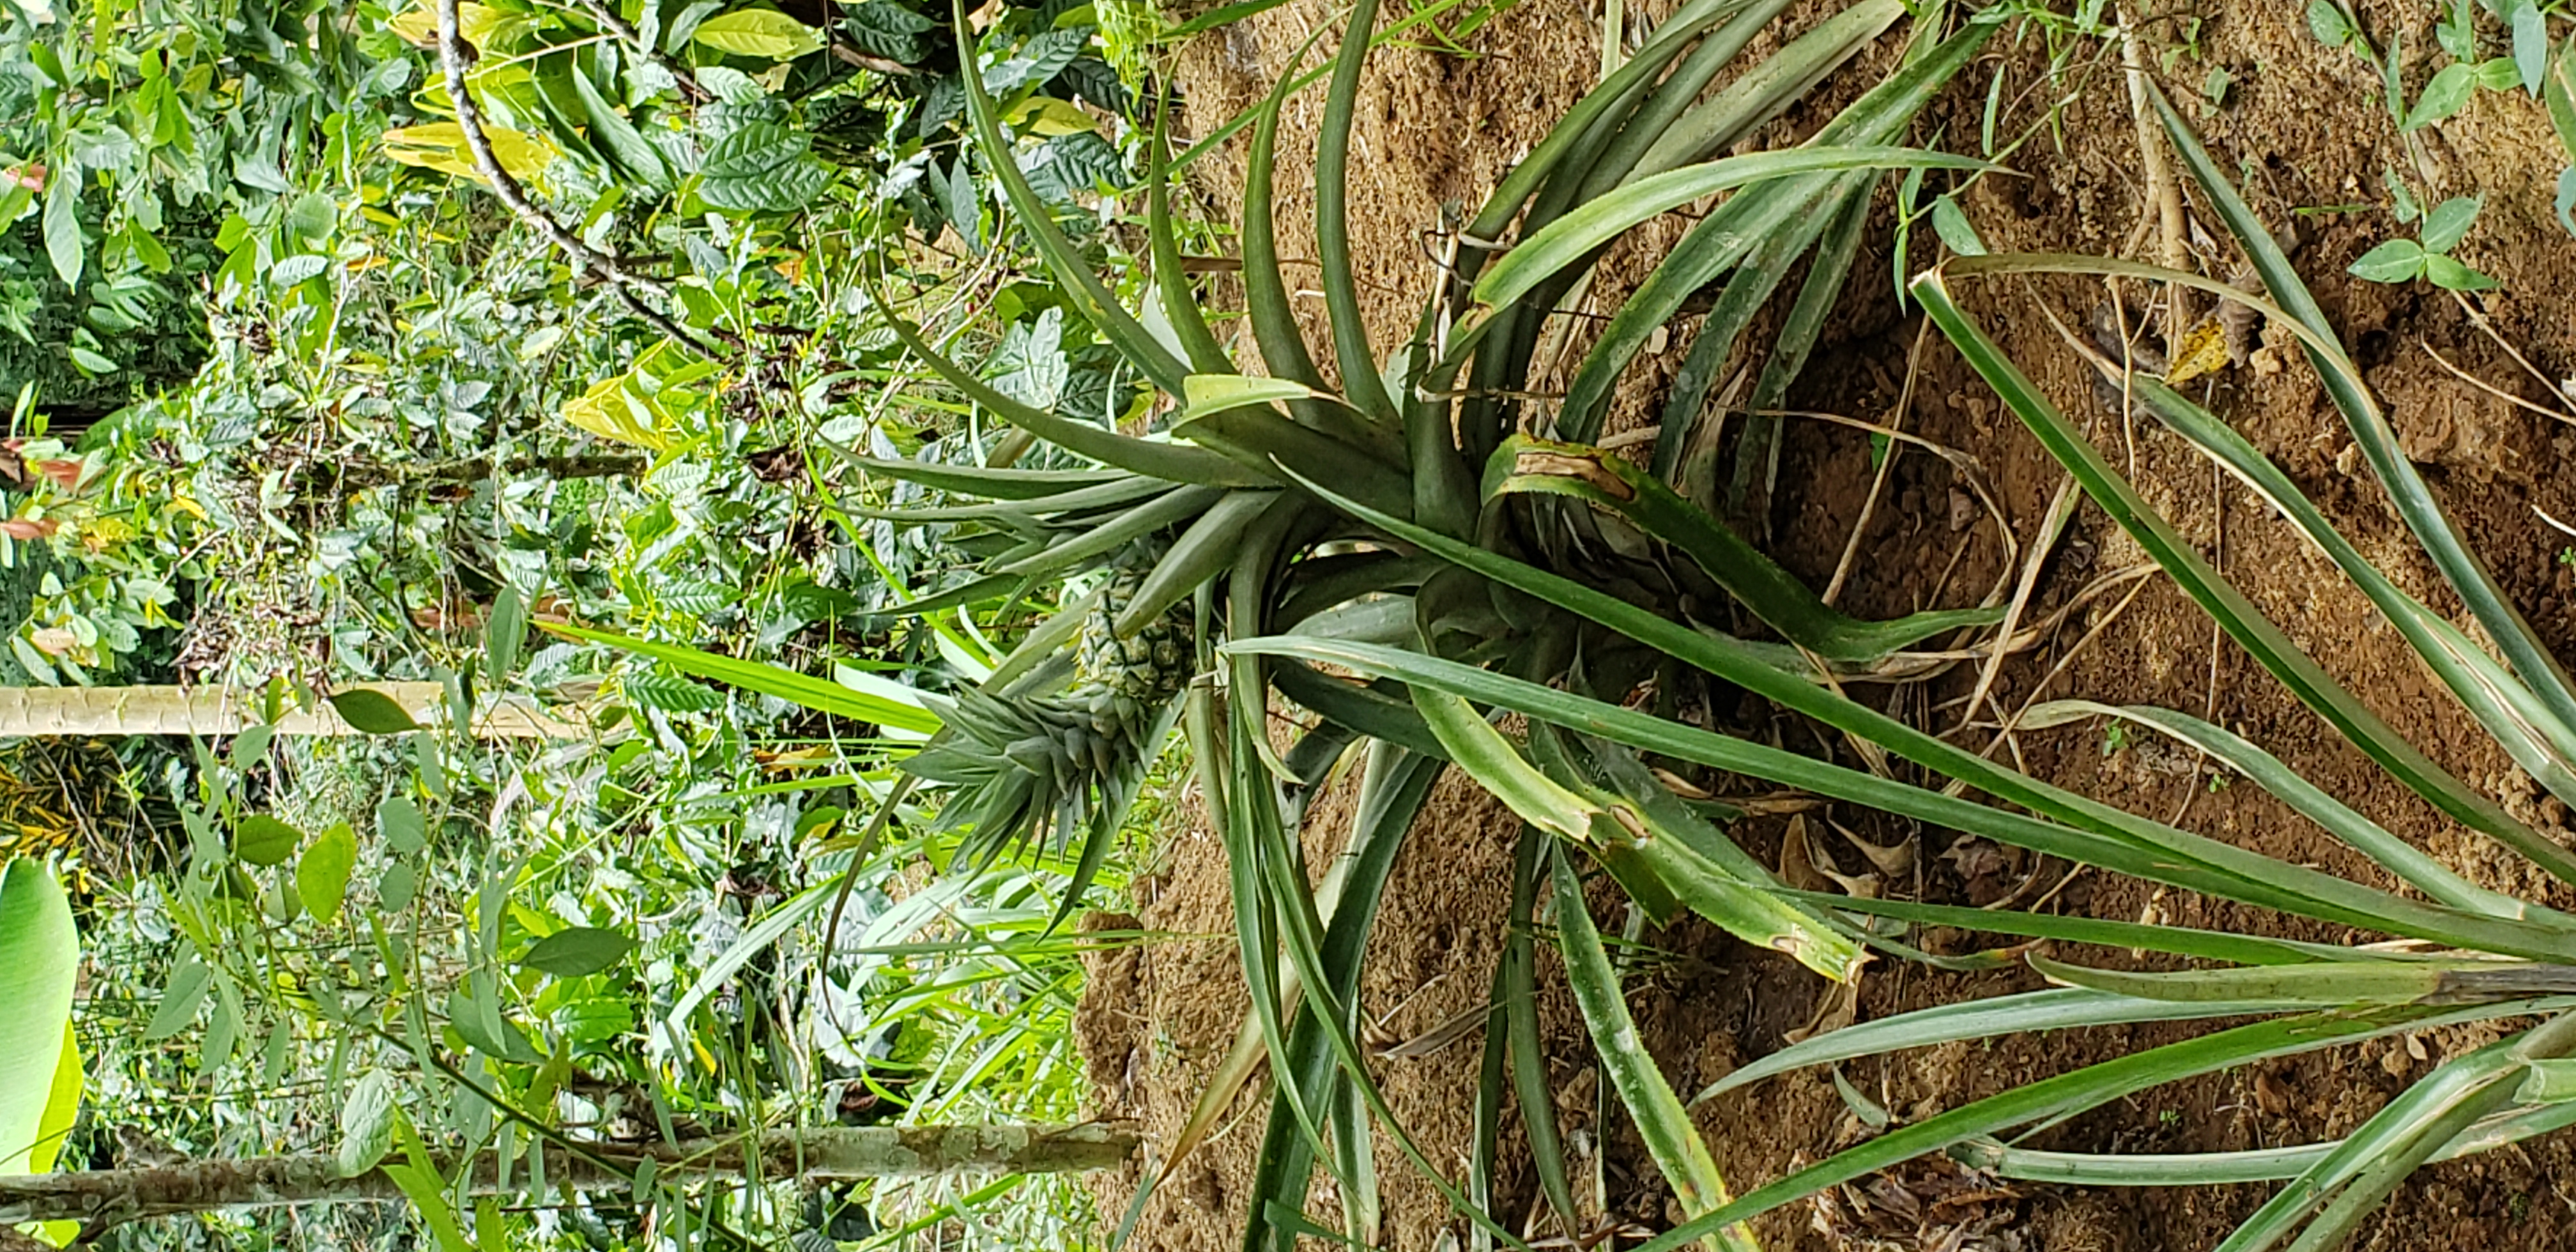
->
<box><xmin>0</xmin><ymin>0</ymin><xmax>1204</xmax><ymax>1248</ymax></box>
<box><xmin>21</xmin><ymin>0</ymin><xmax>2576</xmax><ymax>1251</ymax></box>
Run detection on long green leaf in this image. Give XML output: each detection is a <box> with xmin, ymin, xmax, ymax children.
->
<box><xmin>2024</xmin><ymin>699</ymin><xmax>2545</xmax><ymax>921</ymax></box>
<box><xmin>876</xmin><ymin>312</ymin><xmax>1263</xmax><ymax>485</ymax></box>
<box><xmin>1954</xmin><ymin>1096</ymin><xmax>2576</xmax><ymax>1186</ymax></box>
<box><xmin>1484</xmin><ymin>436</ymin><xmax>1999</xmax><ymax>660</ymax></box>
<box><xmin>2152</xmin><ymin>86</ymin><xmax>2576</xmax><ymax>737</ymax></box>
<box><xmin>2027</xmin><ymin>952</ymin><xmax>2576</xmax><ymax>1007</ymax></box>
<box><xmin>2118</xmin><ymin>374</ymin><xmax>2576</xmax><ymax>824</ymax></box>
<box><xmin>1234</xmin><ymin>476</ymin><xmax>2576</xmax><ymax>961</ymax></box>
<box><xmin>1912</xmin><ymin>266</ymin><xmax>2576</xmax><ymax>884</ymax></box>
<box><xmin>1551</xmin><ymin>851</ymin><xmax>1755</xmax><ymax>1251</ymax></box>
<box><xmin>1314</xmin><ymin>0</ymin><xmax>1394</xmax><ymax>421</ymax></box>
<box><xmin>1473</xmin><ymin>148</ymin><xmax>1987</xmax><ymax>313</ymax></box>
<box><xmin>821</xmin><ymin>446</ymin><xmax>1130</xmax><ymax>498</ymax></box>
<box><xmin>1552</xmin><ymin>15</ymin><xmax>1998</xmax><ymax>436</ymax></box>
<box><xmin>1633</xmin><ymin>1002</ymin><xmax>2576</xmax><ymax>1252</ymax></box>
<box><xmin>542</xmin><ymin>623</ymin><xmax>942</xmax><ymax>735</ymax></box>
<box><xmin>1249</xmin><ymin>631</ymin><xmax>2576</xmax><ymax>961</ymax></box>
<box><xmin>1697</xmin><ymin>988</ymin><xmax>2308</xmax><ymax>1104</ymax></box>
<box><xmin>955</xmin><ymin>2</ymin><xmax>1190</xmax><ymax>395</ymax></box>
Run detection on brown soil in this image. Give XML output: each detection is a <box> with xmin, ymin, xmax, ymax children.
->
<box><xmin>1077</xmin><ymin>2</ymin><xmax>2576</xmax><ymax>1249</ymax></box>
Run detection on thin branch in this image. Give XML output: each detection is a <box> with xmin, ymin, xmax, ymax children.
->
<box><xmin>568</xmin><ymin>0</ymin><xmax>710</xmax><ymax>101</ymax></box>
<box><xmin>434</xmin><ymin>0</ymin><xmax>723</xmax><ymax>360</ymax></box>
<box><xmin>0</xmin><ymin>1127</ymin><xmax>1139</xmax><ymax>1227</ymax></box>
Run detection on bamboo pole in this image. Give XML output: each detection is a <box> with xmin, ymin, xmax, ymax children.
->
<box><xmin>0</xmin><ymin>1125</ymin><xmax>1137</xmax><ymax>1226</ymax></box>
<box><xmin>0</xmin><ymin>684</ymin><xmax>587</xmax><ymax>740</ymax></box>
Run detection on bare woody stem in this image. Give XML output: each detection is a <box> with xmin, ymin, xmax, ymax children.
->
<box><xmin>0</xmin><ymin>1126</ymin><xmax>1139</xmax><ymax>1228</ymax></box>
<box><xmin>432</xmin><ymin>0</ymin><xmax>723</xmax><ymax>360</ymax></box>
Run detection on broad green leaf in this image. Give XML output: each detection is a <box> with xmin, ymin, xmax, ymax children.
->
<box><xmin>691</xmin><ymin>10</ymin><xmax>823</xmax><ymax>58</ymax></box>
<box><xmin>2404</xmin><ymin>61</ymin><xmax>2476</xmax><ymax>129</ymax></box>
<box><xmin>328</xmin><ymin>689</ymin><xmax>422</xmax><ymax>735</ymax></box>
<box><xmin>24</xmin><ymin>1026</ymin><xmax>79</xmax><ymax>1176</ymax></box>
<box><xmin>1929</xmin><ymin>192</ymin><xmax>1988</xmax><ymax>255</ymax></box>
<box><xmin>484</xmin><ymin>584</ymin><xmax>525</xmax><ymax>687</ymax></box>
<box><xmin>0</xmin><ymin>860</ymin><xmax>77</xmax><ymax>1176</ymax></box>
<box><xmin>379</xmin><ymin>797</ymin><xmax>427</xmax><ymax>854</ymax></box>
<box><xmin>445</xmin><ymin>988</ymin><xmax>542</xmax><ymax>1062</ymax></box>
<box><xmin>296</xmin><ymin>822</ymin><xmax>359</xmax><ymax>924</ymax></box>
<box><xmin>2515</xmin><ymin>0</ymin><xmax>2548</xmax><ymax>94</ymax></box>
<box><xmin>40</xmin><ymin>176</ymin><xmax>79</xmax><ymax>289</ymax></box>
<box><xmin>698</xmin><ymin>121</ymin><xmax>831</xmax><ymax>213</ymax></box>
<box><xmin>337</xmin><ymin>1069</ymin><xmax>397</xmax><ymax>1177</ymax></box>
<box><xmin>519</xmin><ymin>926</ymin><xmax>637</xmax><ymax>978</ymax></box>
<box><xmin>2346</xmin><ymin>238</ymin><xmax>2425</xmax><ymax>282</ymax></box>
<box><xmin>234</xmin><ymin>814</ymin><xmax>305</xmax><ymax>867</ymax></box>
<box><xmin>559</xmin><ymin>373</ymin><xmax>671</xmax><ymax>451</ymax></box>
<box><xmin>141</xmin><ymin>955</ymin><xmax>207</xmax><ymax>1042</ymax></box>
<box><xmin>386</xmin><ymin>1115</ymin><xmax>473</xmax><ymax>1252</ymax></box>
<box><xmin>285</xmin><ymin>191</ymin><xmax>337</xmax><ymax>241</ymax></box>
<box><xmin>2419</xmin><ymin>196</ymin><xmax>2481</xmax><ymax>252</ymax></box>
<box><xmin>2422</xmin><ymin>253</ymin><xmax>2497</xmax><ymax>291</ymax></box>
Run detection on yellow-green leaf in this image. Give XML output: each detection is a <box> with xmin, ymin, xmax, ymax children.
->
<box><xmin>296</xmin><ymin>822</ymin><xmax>359</xmax><ymax>924</ymax></box>
<box><xmin>692</xmin><ymin>10</ymin><xmax>824</xmax><ymax>59</ymax></box>
<box><xmin>381</xmin><ymin>123</ymin><xmax>558</xmax><ymax>185</ymax></box>
<box><xmin>558</xmin><ymin>374</ymin><xmax>672</xmax><ymax>451</ymax></box>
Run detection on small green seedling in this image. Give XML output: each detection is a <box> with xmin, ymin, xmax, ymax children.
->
<box><xmin>2100</xmin><ymin>721</ymin><xmax>2129</xmax><ymax>758</ymax></box>
<box><xmin>2557</xmin><ymin>546</ymin><xmax>2575</xmax><ymax>568</ymax></box>
<box><xmin>2348</xmin><ymin>195</ymin><xmax>2497</xmax><ymax>291</ymax></box>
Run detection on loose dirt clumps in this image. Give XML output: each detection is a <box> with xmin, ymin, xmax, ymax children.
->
<box><xmin>1078</xmin><ymin>3</ymin><xmax>2576</xmax><ymax>1249</ymax></box>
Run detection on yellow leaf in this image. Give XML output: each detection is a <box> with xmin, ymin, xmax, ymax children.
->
<box><xmin>381</xmin><ymin>123</ymin><xmax>557</xmax><ymax>185</ymax></box>
<box><xmin>559</xmin><ymin>375</ymin><xmax>671</xmax><ymax>451</ymax></box>
<box><xmin>1004</xmin><ymin>96</ymin><xmax>1100</xmax><ymax>137</ymax></box>
<box><xmin>691</xmin><ymin>10</ymin><xmax>822</xmax><ymax>59</ymax></box>
<box><xmin>2162</xmin><ymin>317</ymin><xmax>2234</xmax><ymax>387</ymax></box>
<box><xmin>387</xmin><ymin>3</ymin><xmax>522</xmax><ymax>50</ymax></box>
